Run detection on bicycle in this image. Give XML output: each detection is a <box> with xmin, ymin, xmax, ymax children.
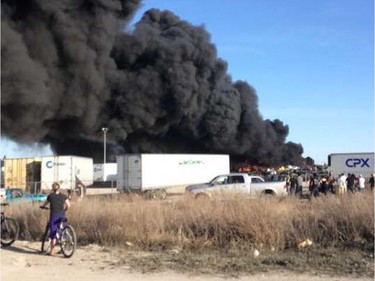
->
<box><xmin>40</xmin><ymin>206</ymin><xmax>77</xmax><ymax>258</ymax></box>
<box><xmin>1</xmin><ymin>203</ymin><xmax>19</xmax><ymax>247</ymax></box>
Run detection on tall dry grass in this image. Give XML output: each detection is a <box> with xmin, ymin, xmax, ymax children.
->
<box><xmin>6</xmin><ymin>192</ymin><xmax>374</xmax><ymax>251</ymax></box>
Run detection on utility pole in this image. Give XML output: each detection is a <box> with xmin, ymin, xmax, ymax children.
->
<box><xmin>101</xmin><ymin>127</ymin><xmax>108</xmax><ymax>181</ymax></box>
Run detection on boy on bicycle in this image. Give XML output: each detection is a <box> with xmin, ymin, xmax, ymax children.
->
<box><xmin>40</xmin><ymin>182</ymin><xmax>71</xmax><ymax>256</ymax></box>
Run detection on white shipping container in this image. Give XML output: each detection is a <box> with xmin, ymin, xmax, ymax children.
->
<box><xmin>328</xmin><ymin>152</ymin><xmax>375</xmax><ymax>178</ymax></box>
<box><xmin>117</xmin><ymin>154</ymin><xmax>230</xmax><ymax>194</ymax></box>
<box><xmin>93</xmin><ymin>163</ymin><xmax>117</xmax><ymax>181</ymax></box>
<box><xmin>41</xmin><ymin>156</ymin><xmax>93</xmax><ymax>190</ymax></box>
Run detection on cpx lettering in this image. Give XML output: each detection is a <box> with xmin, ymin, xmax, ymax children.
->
<box><xmin>345</xmin><ymin>158</ymin><xmax>370</xmax><ymax>168</ymax></box>
<box><xmin>179</xmin><ymin>160</ymin><xmax>204</xmax><ymax>165</ymax></box>
<box><xmin>46</xmin><ymin>161</ymin><xmax>66</xmax><ymax>168</ymax></box>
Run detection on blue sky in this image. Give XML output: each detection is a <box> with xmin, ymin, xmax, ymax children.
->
<box><xmin>1</xmin><ymin>0</ymin><xmax>374</xmax><ymax>164</ymax></box>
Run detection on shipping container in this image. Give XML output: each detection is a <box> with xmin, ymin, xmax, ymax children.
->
<box><xmin>93</xmin><ymin>163</ymin><xmax>117</xmax><ymax>181</ymax></box>
<box><xmin>41</xmin><ymin>156</ymin><xmax>94</xmax><ymax>190</ymax></box>
<box><xmin>328</xmin><ymin>152</ymin><xmax>375</xmax><ymax>178</ymax></box>
<box><xmin>117</xmin><ymin>154</ymin><xmax>230</xmax><ymax>199</ymax></box>
<box><xmin>26</xmin><ymin>160</ymin><xmax>42</xmax><ymax>193</ymax></box>
<box><xmin>4</xmin><ymin>158</ymin><xmax>42</xmax><ymax>190</ymax></box>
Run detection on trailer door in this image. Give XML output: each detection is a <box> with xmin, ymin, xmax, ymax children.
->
<box><xmin>127</xmin><ymin>155</ymin><xmax>142</xmax><ymax>190</ymax></box>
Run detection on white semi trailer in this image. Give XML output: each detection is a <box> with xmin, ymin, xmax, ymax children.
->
<box><xmin>116</xmin><ymin>154</ymin><xmax>230</xmax><ymax>199</ymax></box>
<box><xmin>41</xmin><ymin>156</ymin><xmax>94</xmax><ymax>190</ymax></box>
<box><xmin>93</xmin><ymin>163</ymin><xmax>117</xmax><ymax>182</ymax></box>
<box><xmin>328</xmin><ymin>152</ymin><xmax>374</xmax><ymax>178</ymax></box>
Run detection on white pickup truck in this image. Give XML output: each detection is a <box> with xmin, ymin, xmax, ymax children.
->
<box><xmin>185</xmin><ymin>173</ymin><xmax>288</xmax><ymax>198</ymax></box>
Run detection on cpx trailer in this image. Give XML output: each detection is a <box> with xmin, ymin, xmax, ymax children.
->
<box><xmin>116</xmin><ymin>154</ymin><xmax>230</xmax><ymax>199</ymax></box>
<box><xmin>328</xmin><ymin>152</ymin><xmax>374</xmax><ymax>178</ymax></box>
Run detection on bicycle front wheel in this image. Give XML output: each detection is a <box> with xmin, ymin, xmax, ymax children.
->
<box><xmin>41</xmin><ymin>227</ymin><xmax>51</xmax><ymax>254</ymax></box>
<box><xmin>61</xmin><ymin>225</ymin><xmax>76</xmax><ymax>258</ymax></box>
<box><xmin>1</xmin><ymin>217</ymin><xmax>19</xmax><ymax>247</ymax></box>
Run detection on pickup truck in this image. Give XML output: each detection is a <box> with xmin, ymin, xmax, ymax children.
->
<box><xmin>1</xmin><ymin>188</ymin><xmax>47</xmax><ymax>204</ymax></box>
<box><xmin>185</xmin><ymin>173</ymin><xmax>288</xmax><ymax>198</ymax></box>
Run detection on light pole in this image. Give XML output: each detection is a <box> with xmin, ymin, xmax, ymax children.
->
<box><xmin>102</xmin><ymin>127</ymin><xmax>108</xmax><ymax>181</ymax></box>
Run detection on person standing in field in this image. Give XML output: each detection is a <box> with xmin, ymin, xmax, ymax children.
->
<box><xmin>337</xmin><ymin>173</ymin><xmax>347</xmax><ymax>195</ymax></box>
<box><xmin>289</xmin><ymin>174</ymin><xmax>297</xmax><ymax>195</ymax></box>
<box><xmin>369</xmin><ymin>174</ymin><xmax>374</xmax><ymax>191</ymax></box>
<box><xmin>297</xmin><ymin>173</ymin><xmax>304</xmax><ymax>197</ymax></box>
<box><xmin>309</xmin><ymin>173</ymin><xmax>320</xmax><ymax>197</ymax></box>
<box><xmin>327</xmin><ymin>174</ymin><xmax>335</xmax><ymax>194</ymax></box>
<box><xmin>346</xmin><ymin>174</ymin><xmax>355</xmax><ymax>193</ymax></box>
<box><xmin>40</xmin><ymin>182</ymin><xmax>70</xmax><ymax>256</ymax></box>
<box><xmin>308</xmin><ymin>174</ymin><xmax>314</xmax><ymax>196</ymax></box>
<box><xmin>319</xmin><ymin>178</ymin><xmax>328</xmax><ymax>195</ymax></box>
<box><xmin>76</xmin><ymin>182</ymin><xmax>86</xmax><ymax>201</ymax></box>
<box><xmin>285</xmin><ymin>173</ymin><xmax>291</xmax><ymax>194</ymax></box>
<box><xmin>358</xmin><ymin>175</ymin><xmax>366</xmax><ymax>193</ymax></box>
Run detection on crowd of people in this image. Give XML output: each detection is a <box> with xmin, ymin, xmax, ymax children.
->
<box><xmin>285</xmin><ymin>172</ymin><xmax>375</xmax><ymax>198</ymax></box>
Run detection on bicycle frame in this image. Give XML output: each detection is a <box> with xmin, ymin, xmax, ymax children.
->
<box><xmin>44</xmin><ymin>218</ymin><xmax>67</xmax><ymax>240</ymax></box>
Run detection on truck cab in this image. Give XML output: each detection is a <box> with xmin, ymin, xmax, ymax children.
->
<box><xmin>208</xmin><ymin>174</ymin><xmax>249</xmax><ymax>193</ymax></box>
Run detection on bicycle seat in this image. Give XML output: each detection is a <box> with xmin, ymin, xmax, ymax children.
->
<box><xmin>56</xmin><ymin>218</ymin><xmax>68</xmax><ymax>224</ymax></box>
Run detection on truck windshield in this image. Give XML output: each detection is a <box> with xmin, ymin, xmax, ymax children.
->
<box><xmin>209</xmin><ymin>176</ymin><xmax>228</xmax><ymax>185</ymax></box>
<box><xmin>10</xmin><ymin>189</ymin><xmax>24</xmax><ymax>198</ymax></box>
<box><xmin>251</xmin><ymin>177</ymin><xmax>264</xmax><ymax>183</ymax></box>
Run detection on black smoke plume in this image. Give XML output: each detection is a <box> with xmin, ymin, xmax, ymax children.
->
<box><xmin>1</xmin><ymin>0</ymin><xmax>305</xmax><ymax>166</ymax></box>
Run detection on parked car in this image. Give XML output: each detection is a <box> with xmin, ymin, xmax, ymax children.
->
<box><xmin>1</xmin><ymin>188</ymin><xmax>47</xmax><ymax>204</ymax></box>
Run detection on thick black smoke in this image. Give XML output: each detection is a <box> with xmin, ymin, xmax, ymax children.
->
<box><xmin>1</xmin><ymin>0</ymin><xmax>305</xmax><ymax>166</ymax></box>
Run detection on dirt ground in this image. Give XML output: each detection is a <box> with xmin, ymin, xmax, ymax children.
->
<box><xmin>1</xmin><ymin>241</ymin><xmax>373</xmax><ymax>281</ymax></box>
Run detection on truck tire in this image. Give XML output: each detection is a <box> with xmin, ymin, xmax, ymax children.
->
<box><xmin>149</xmin><ymin>189</ymin><xmax>167</xmax><ymax>200</ymax></box>
<box><xmin>261</xmin><ymin>190</ymin><xmax>276</xmax><ymax>198</ymax></box>
<box><xmin>195</xmin><ymin>193</ymin><xmax>209</xmax><ymax>200</ymax></box>
<box><xmin>156</xmin><ymin>189</ymin><xmax>167</xmax><ymax>200</ymax></box>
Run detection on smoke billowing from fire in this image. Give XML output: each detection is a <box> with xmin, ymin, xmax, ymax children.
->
<box><xmin>1</xmin><ymin>0</ymin><xmax>305</xmax><ymax>165</ymax></box>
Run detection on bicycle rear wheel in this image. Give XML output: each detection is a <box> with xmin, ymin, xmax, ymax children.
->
<box><xmin>1</xmin><ymin>217</ymin><xmax>19</xmax><ymax>247</ymax></box>
<box><xmin>41</xmin><ymin>227</ymin><xmax>51</xmax><ymax>254</ymax></box>
<box><xmin>61</xmin><ymin>225</ymin><xmax>76</xmax><ymax>258</ymax></box>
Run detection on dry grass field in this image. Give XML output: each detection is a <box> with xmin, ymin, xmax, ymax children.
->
<box><xmin>4</xmin><ymin>191</ymin><xmax>374</xmax><ymax>278</ymax></box>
